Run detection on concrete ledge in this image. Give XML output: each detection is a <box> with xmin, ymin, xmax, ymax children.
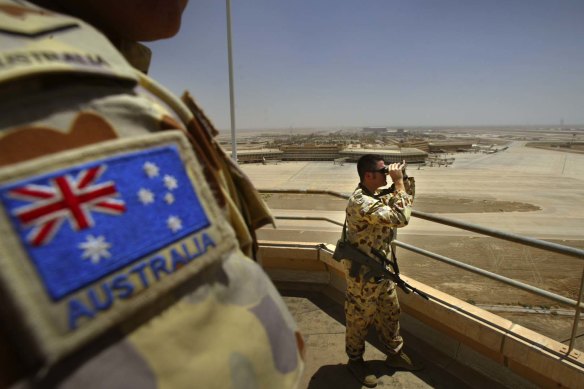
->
<box><xmin>503</xmin><ymin>324</ymin><xmax>584</xmax><ymax>388</ymax></box>
<box><xmin>258</xmin><ymin>242</ymin><xmax>584</xmax><ymax>388</ymax></box>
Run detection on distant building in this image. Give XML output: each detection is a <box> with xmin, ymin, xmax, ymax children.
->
<box><xmin>236</xmin><ymin>149</ymin><xmax>283</xmax><ymax>163</ymax></box>
<box><xmin>400</xmin><ymin>138</ymin><xmax>429</xmax><ymax>152</ymax></box>
<box><xmin>339</xmin><ymin>148</ymin><xmax>427</xmax><ymax>164</ymax></box>
<box><xmin>362</xmin><ymin>127</ymin><xmax>388</xmax><ymax>134</ymax></box>
<box><xmin>428</xmin><ymin>141</ymin><xmax>473</xmax><ymax>153</ymax></box>
<box><xmin>225</xmin><ymin>142</ymin><xmax>428</xmax><ymax>164</ymax></box>
<box><xmin>279</xmin><ymin>144</ymin><xmax>342</xmax><ymax>161</ymax></box>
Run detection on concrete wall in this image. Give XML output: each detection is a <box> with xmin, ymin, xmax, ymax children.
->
<box><xmin>258</xmin><ymin>242</ymin><xmax>584</xmax><ymax>388</ymax></box>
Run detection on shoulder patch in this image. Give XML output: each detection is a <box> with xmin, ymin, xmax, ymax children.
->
<box><xmin>0</xmin><ymin>131</ymin><xmax>236</xmax><ymax>368</ymax></box>
<box><xmin>0</xmin><ymin>0</ymin><xmax>138</xmax><ymax>86</ymax></box>
<box><xmin>0</xmin><ymin>2</ymin><xmax>76</xmax><ymax>38</ymax></box>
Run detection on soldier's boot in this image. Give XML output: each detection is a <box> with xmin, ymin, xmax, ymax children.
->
<box><xmin>347</xmin><ymin>358</ymin><xmax>377</xmax><ymax>388</ymax></box>
<box><xmin>385</xmin><ymin>350</ymin><xmax>424</xmax><ymax>371</ymax></box>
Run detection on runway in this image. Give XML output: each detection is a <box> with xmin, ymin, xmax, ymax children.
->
<box><xmin>241</xmin><ymin>141</ymin><xmax>584</xmax><ymax>241</ymax></box>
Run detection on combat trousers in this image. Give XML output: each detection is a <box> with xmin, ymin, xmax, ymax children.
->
<box><xmin>344</xmin><ymin>262</ymin><xmax>403</xmax><ymax>360</ymax></box>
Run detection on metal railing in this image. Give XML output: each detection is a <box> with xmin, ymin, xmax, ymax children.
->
<box><xmin>259</xmin><ymin>189</ymin><xmax>584</xmax><ymax>353</ymax></box>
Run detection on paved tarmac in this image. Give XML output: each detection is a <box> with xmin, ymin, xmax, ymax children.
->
<box><xmin>281</xmin><ymin>289</ymin><xmax>506</xmax><ymax>389</ymax></box>
<box><xmin>241</xmin><ymin>141</ymin><xmax>584</xmax><ymax>240</ymax></box>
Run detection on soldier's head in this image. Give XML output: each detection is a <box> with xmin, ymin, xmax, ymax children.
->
<box><xmin>32</xmin><ymin>0</ymin><xmax>189</xmax><ymax>42</ymax></box>
<box><xmin>357</xmin><ymin>154</ymin><xmax>388</xmax><ymax>190</ymax></box>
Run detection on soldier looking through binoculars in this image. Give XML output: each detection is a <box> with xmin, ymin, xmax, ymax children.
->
<box><xmin>339</xmin><ymin>154</ymin><xmax>422</xmax><ymax>387</ymax></box>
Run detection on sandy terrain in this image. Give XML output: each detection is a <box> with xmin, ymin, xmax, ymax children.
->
<box><xmin>240</xmin><ymin>140</ymin><xmax>584</xmax><ymax>347</ymax></box>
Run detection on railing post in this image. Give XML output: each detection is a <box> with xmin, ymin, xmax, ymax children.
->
<box><xmin>568</xmin><ymin>265</ymin><xmax>584</xmax><ymax>353</ymax></box>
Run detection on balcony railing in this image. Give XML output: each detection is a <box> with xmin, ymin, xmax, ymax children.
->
<box><xmin>259</xmin><ymin>188</ymin><xmax>584</xmax><ymax>354</ymax></box>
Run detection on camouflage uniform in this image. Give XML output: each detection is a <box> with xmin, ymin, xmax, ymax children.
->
<box><xmin>343</xmin><ymin>180</ymin><xmax>414</xmax><ymax>360</ymax></box>
<box><xmin>0</xmin><ymin>1</ymin><xmax>303</xmax><ymax>388</ymax></box>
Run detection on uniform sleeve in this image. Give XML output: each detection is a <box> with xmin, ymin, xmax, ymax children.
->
<box><xmin>404</xmin><ymin>177</ymin><xmax>415</xmax><ymax>200</ymax></box>
<box><xmin>355</xmin><ymin>192</ymin><xmax>412</xmax><ymax>228</ymax></box>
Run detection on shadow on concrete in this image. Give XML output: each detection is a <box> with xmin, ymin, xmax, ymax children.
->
<box><xmin>306</xmin><ymin>363</ymin><xmax>363</xmax><ymax>389</ymax></box>
<box><xmin>307</xmin><ymin>360</ymin><xmax>406</xmax><ymax>389</ymax></box>
<box><xmin>279</xmin><ymin>285</ymin><xmax>476</xmax><ymax>389</ymax></box>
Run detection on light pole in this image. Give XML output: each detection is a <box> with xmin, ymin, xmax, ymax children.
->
<box><xmin>226</xmin><ymin>0</ymin><xmax>237</xmax><ymax>162</ymax></box>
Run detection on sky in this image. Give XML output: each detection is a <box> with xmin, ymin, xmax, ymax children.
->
<box><xmin>147</xmin><ymin>0</ymin><xmax>584</xmax><ymax>130</ymax></box>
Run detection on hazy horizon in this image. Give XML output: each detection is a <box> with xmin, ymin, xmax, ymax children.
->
<box><xmin>216</xmin><ymin>123</ymin><xmax>584</xmax><ymax>134</ymax></box>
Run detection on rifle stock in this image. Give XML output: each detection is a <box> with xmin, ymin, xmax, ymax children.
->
<box><xmin>333</xmin><ymin>240</ymin><xmax>429</xmax><ymax>300</ymax></box>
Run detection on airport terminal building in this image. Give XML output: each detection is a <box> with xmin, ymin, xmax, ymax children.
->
<box><xmin>338</xmin><ymin>147</ymin><xmax>427</xmax><ymax>163</ymax></box>
<box><xmin>234</xmin><ymin>144</ymin><xmax>428</xmax><ymax>164</ymax></box>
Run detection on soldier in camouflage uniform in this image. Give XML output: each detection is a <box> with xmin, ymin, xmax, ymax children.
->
<box><xmin>343</xmin><ymin>154</ymin><xmax>421</xmax><ymax>387</ymax></box>
<box><xmin>0</xmin><ymin>1</ymin><xmax>304</xmax><ymax>388</ymax></box>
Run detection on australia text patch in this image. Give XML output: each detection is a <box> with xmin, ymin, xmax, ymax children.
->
<box><xmin>0</xmin><ymin>145</ymin><xmax>211</xmax><ymax>300</ymax></box>
<box><xmin>0</xmin><ymin>132</ymin><xmax>235</xmax><ymax>366</ymax></box>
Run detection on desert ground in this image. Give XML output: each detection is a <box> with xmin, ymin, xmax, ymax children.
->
<box><xmin>240</xmin><ymin>140</ymin><xmax>584</xmax><ymax>347</ymax></box>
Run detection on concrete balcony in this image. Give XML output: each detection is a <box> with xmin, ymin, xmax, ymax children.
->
<box><xmin>258</xmin><ymin>241</ymin><xmax>584</xmax><ymax>388</ymax></box>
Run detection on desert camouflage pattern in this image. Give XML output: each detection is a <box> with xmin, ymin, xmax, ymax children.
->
<box><xmin>0</xmin><ymin>1</ymin><xmax>303</xmax><ymax>387</ymax></box>
<box><xmin>343</xmin><ymin>270</ymin><xmax>403</xmax><ymax>359</ymax></box>
<box><xmin>0</xmin><ymin>0</ymin><xmax>138</xmax><ymax>84</ymax></box>
<box><xmin>342</xmin><ymin>182</ymin><xmax>414</xmax><ymax>359</ymax></box>
<box><xmin>345</xmin><ymin>183</ymin><xmax>413</xmax><ymax>260</ymax></box>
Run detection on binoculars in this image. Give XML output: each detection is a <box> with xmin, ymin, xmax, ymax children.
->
<box><xmin>378</xmin><ymin>162</ymin><xmax>407</xmax><ymax>176</ymax></box>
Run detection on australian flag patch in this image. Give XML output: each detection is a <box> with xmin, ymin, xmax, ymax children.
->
<box><xmin>0</xmin><ymin>145</ymin><xmax>210</xmax><ymax>301</ymax></box>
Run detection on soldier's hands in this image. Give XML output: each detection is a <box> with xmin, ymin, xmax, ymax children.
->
<box><xmin>387</xmin><ymin>161</ymin><xmax>406</xmax><ymax>182</ymax></box>
<box><xmin>387</xmin><ymin>160</ymin><xmax>406</xmax><ymax>192</ymax></box>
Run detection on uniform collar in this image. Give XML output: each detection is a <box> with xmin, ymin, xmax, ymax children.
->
<box><xmin>358</xmin><ymin>183</ymin><xmax>375</xmax><ymax>197</ymax></box>
<box><xmin>117</xmin><ymin>40</ymin><xmax>152</xmax><ymax>74</ymax></box>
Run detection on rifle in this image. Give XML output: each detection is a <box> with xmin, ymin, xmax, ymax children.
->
<box><xmin>333</xmin><ymin>240</ymin><xmax>429</xmax><ymax>300</ymax></box>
